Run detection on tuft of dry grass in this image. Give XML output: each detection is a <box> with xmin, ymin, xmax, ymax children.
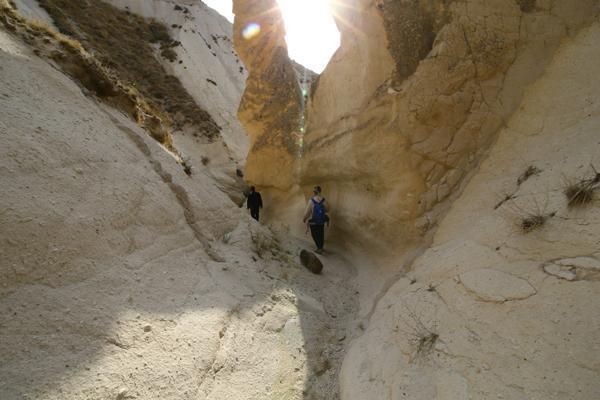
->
<box><xmin>35</xmin><ymin>0</ymin><xmax>220</xmax><ymax>138</ymax></box>
<box><xmin>563</xmin><ymin>167</ymin><xmax>599</xmax><ymax>208</ymax></box>
<box><xmin>565</xmin><ymin>183</ymin><xmax>595</xmax><ymax>207</ymax></box>
<box><xmin>395</xmin><ymin>303</ymin><xmax>439</xmax><ymax>360</ymax></box>
<box><xmin>521</xmin><ymin>214</ymin><xmax>547</xmax><ymax>233</ymax></box>
<box><xmin>160</xmin><ymin>47</ymin><xmax>177</xmax><ymax>62</ymax></box>
<box><xmin>250</xmin><ymin>231</ymin><xmax>280</xmax><ymax>259</ymax></box>
<box><xmin>505</xmin><ymin>193</ymin><xmax>556</xmax><ymax>234</ymax></box>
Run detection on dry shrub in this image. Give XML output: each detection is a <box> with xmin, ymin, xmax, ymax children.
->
<box><xmin>565</xmin><ymin>183</ymin><xmax>595</xmax><ymax>207</ymax></box>
<box><xmin>181</xmin><ymin>158</ymin><xmax>192</xmax><ymax>176</ymax></box>
<box><xmin>507</xmin><ymin>195</ymin><xmax>555</xmax><ymax>234</ymax></box>
<box><xmin>250</xmin><ymin>231</ymin><xmax>280</xmax><ymax>259</ymax></box>
<box><xmin>521</xmin><ymin>214</ymin><xmax>547</xmax><ymax>233</ymax></box>
<box><xmin>395</xmin><ymin>303</ymin><xmax>439</xmax><ymax>360</ymax></box>
<box><xmin>161</xmin><ymin>47</ymin><xmax>177</xmax><ymax>62</ymax></box>
<box><xmin>564</xmin><ymin>167</ymin><xmax>599</xmax><ymax>208</ymax></box>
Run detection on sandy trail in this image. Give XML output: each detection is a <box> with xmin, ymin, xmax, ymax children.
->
<box><xmin>270</xmin><ymin>232</ymin><xmax>362</xmax><ymax>399</ymax></box>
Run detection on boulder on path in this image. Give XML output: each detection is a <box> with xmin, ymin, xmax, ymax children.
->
<box><xmin>300</xmin><ymin>249</ymin><xmax>323</xmax><ymax>274</ymax></box>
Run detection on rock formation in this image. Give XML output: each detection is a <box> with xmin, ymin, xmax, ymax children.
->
<box><xmin>103</xmin><ymin>0</ymin><xmax>250</xmax><ymax>162</ymax></box>
<box><xmin>232</xmin><ymin>0</ymin><xmax>600</xmax><ymax>399</ymax></box>
<box><xmin>233</xmin><ymin>0</ymin><xmax>303</xmax><ymax>192</ymax></box>
<box><xmin>235</xmin><ymin>0</ymin><xmax>600</xmax><ymax>250</ymax></box>
<box><xmin>0</xmin><ymin>2</ymin><xmax>355</xmax><ymax>399</ymax></box>
<box><xmin>1</xmin><ymin>0</ymin><xmax>599</xmax><ymax>399</ymax></box>
<box><xmin>341</xmin><ymin>22</ymin><xmax>600</xmax><ymax>398</ymax></box>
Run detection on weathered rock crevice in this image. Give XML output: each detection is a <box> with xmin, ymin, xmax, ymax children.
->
<box><xmin>379</xmin><ymin>0</ymin><xmax>453</xmax><ymax>85</ymax></box>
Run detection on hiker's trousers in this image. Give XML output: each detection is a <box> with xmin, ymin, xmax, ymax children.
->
<box><xmin>309</xmin><ymin>224</ymin><xmax>325</xmax><ymax>250</ymax></box>
<box><xmin>250</xmin><ymin>207</ymin><xmax>260</xmax><ymax>221</ymax></box>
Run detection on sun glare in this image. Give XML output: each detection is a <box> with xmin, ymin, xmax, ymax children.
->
<box><xmin>204</xmin><ymin>0</ymin><xmax>340</xmax><ymax>73</ymax></box>
<box><xmin>276</xmin><ymin>0</ymin><xmax>340</xmax><ymax>73</ymax></box>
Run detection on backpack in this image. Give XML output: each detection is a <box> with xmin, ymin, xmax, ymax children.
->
<box><xmin>311</xmin><ymin>198</ymin><xmax>329</xmax><ymax>225</ymax></box>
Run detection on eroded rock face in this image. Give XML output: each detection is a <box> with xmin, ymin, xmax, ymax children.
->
<box><xmin>231</xmin><ymin>3</ymin><xmax>600</xmax><ymax>398</ymax></box>
<box><xmin>235</xmin><ymin>0</ymin><xmax>599</xmax><ymax>251</ymax></box>
<box><xmin>302</xmin><ymin>0</ymin><xmax>600</xmax><ymax>249</ymax></box>
<box><xmin>233</xmin><ymin>0</ymin><xmax>302</xmax><ymax>190</ymax></box>
<box><xmin>379</xmin><ymin>0</ymin><xmax>453</xmax><ymax>84</ymax></box>
<box><xmin>103</xmin><ymin>0</ymin><xmax>251</xmax><ymax>162</ymax></box>
<box><xmin>340</xmin><ymin>22</ymin><xmax>600</xmax><ymax>399</ymax></box>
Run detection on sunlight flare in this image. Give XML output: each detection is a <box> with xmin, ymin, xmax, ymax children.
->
<box><xmin>276</xmin><ymin>0</ymin><xmax>340</xmax><ymax>73</ymax></box>
<box><xmin>204</xmin><ymin>0</ymin><xmax>340</xmax><ymax>73</ymax></box>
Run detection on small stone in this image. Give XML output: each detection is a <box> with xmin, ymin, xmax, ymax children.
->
<box><xmin>299</xmin><ymin>250</ymin><xmax>323</xmax><ymax>274</ymax></box>
<box><xmin>143</xmin><ymin>325</ymin><xmax>152</xmax><ymax>332</ymax></box>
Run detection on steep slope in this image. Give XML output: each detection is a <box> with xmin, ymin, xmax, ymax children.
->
<box><xmin>341</xmin><ymin>22</ymin><xmax>600</xmax><ymax>399</ymax></box>
<box><xmin>103</xmin><ymin>0</ymin><xmax>250</xmax><ymax>162</ymax></box>
<box><xmin>0</xmin><ymin>25</ymin><xmax>357</xmax><ymax>400</ymax></box>
<box><xmin>13</xmin><ymin>0</ymin><xmax>250</xmax><ymax>202</ymax></box>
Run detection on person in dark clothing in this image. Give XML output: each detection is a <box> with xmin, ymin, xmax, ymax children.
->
<box><xmin>247</xmin><ymin>186</ymin><xmax>263</xmax><ymax>221</ymax></box>
<box><xmin>302</xmin><ymin>186</ymin><xmax>329</xmax><ymax>254</ymax></box>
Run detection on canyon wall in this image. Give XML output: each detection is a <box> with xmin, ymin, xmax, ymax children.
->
<box><xmin>235</xmin><ymin>0</ymin><xmax>600</xmax><ymax>250</ymax></box>
<box><xmin>233</xmin><ymin>0</ymin><xmax>302</xmax><ymax>191</ymax></box>
<box><xmin>341</xmin><ymin>21</ymin><xmax>600</xmax><ymax>399</ymax></box>
<box><xmin>14</xmin><ymin>0</ymin><xmax>253</xmax><ymax>201</ymax></box>
<box><xmin>0</xmin><ymin>15</ymin><xmax>354</xmax><ymax>398</ymax></box>
<box><xmin>232</xmin><ymin>1</ymin><xmax>600</xmax><ymax>397</ymax></box>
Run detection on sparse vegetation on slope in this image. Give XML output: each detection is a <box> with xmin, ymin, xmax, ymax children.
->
<box><xmin>35</xmin><ymin>0</ymin><xmax>220</xmax><ymax>138</ymax></box>
<box><xmin>0</xmin><ymin>0</ymin><xmax>177</xmax><ymax>149</ymax></box>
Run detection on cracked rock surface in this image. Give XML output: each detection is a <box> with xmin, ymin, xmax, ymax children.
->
<box><xmin>340</xmin><ymin>21</ymin><xmax>600</xmax><ymax>400</ymax></box>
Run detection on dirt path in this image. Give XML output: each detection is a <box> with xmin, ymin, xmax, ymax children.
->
<box><xmin>273</xmin><ymin>234</ymin><xmax>361</xmax><ymax>399</ymax></box>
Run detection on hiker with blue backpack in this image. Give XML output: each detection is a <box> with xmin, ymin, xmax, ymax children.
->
<box><xmin>302</xmin><ymin>186</ymin><xmax>329</xmax><ymax>254</ymax></box>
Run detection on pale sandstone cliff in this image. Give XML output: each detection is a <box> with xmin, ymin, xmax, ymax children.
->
<box><xmin>340</xmin><ymin>21</ymin><xmax>600</xmax><ymax>399</ymax></box>
<box><xmin>232</xmin><ymin>0</ymin><xmax>600</xmax><ymax>399</ymax></box>
<box><xmin>102</xmin><ymin>0</ymin><xmax>250</xmax><ymax>162</ymax></box>
<box><xmin>1</xmin><ymin>0</ymin><xmax>599</xmax><ymax>399</ymax></box>
<box><xmin>13</xmin><ymin>0</ymin><xmax>252</xmax><ymax>203</ymax></box>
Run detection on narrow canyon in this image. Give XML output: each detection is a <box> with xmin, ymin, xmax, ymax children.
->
<box><xmin>1</xmin><ymin>0</ymin><xmax>599</xmax><ymax>399</ymax></box>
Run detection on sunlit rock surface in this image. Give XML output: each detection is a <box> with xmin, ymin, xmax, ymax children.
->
<box><xmin>236</xmin><ymin>0</ymin><xmax>599</xmax><ymax>250</ymax></box>
<box><xmin>233</xmin><ymin>1</ymin><xmax>600</xmax><ymax>399</ymax></box>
